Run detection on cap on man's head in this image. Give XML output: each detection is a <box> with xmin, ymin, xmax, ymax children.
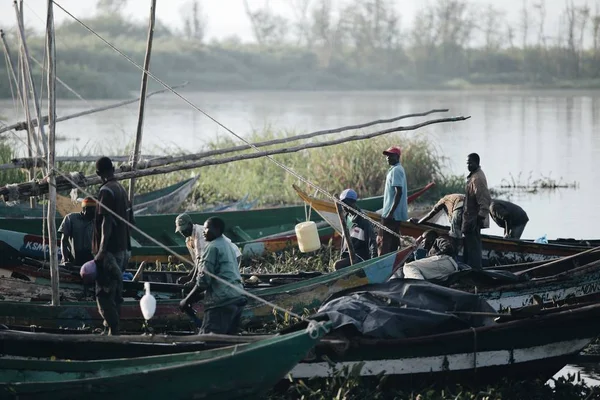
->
<box><xmin>95</xmin><ymin>157</ymin><xmax>114</xmax><ymax>174</ymax></box>
<box><xmin>339</xmin><ymin>189</ymin><xmax>358</xmax><ymax>202</ymax></box>
<box><xmin>175</xmin><ymin>213</ymin><xmax>193</xmax><ymax>233</ymax></box>
<box><xmin>81</xmin><ymin>197</ymin><xmax>96</xmax><ymax>207</ymax></box>
<box><xmin>383</xmin><ymin>146</ymin><xmax>401</xmax><ymax>156</ymax></box>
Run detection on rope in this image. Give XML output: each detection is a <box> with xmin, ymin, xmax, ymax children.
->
<box><xmin>21</xmin><ymin>2</ymin><xmax>131</xmax><ymax>140</ymax></box>
<box><xmin>51</xmin><ymin>0</ymin><xmax>407</xmax><ymax>241</ymax></box>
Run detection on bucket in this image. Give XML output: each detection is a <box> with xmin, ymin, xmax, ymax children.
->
<box><xmin>295</xmin><ymin>221</ymin><xmax>321</xmax><ymax>253</ymax></box>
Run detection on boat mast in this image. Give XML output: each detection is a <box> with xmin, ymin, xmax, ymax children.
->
<box><xmin>45</xmin><ymin>0</ymin><xmax>59</xmax><ymax>306</ymax></box>
<box><xmin>128</xmin><ymin>0</ymin><xmax>157</xmax><ymax>205</ymax></box>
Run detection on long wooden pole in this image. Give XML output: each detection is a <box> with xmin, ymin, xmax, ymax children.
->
<box><xmin>2</xmin><ymin>108</ymin><xmax>450</xmax><ymax>169</ymax></box>
<box><xmin>0</xmin><ymin>82</ymin><xmax>189</xmax><ymax>136</ymax></box>
<box><xmin>336</xmin><ymin>201</ymin><xmax>356</xmax><ymax>265</ymax></box>
<box><xmin>0</xmin><ymin>115</ymin><xmax>471</xmax><ymax>200</ymax></box>
<box><xmin>13</xmin><ymin>6</ymin><xmax>38</xmax><ymax>208</ymax></box>
<box><xmin>45</xmin><ymin>0</ymin><xmax>59</xmax><ymax>306</ymax></box>
<box><xmin>129</xmin><ymin>0</ymin><xmax>157</xmax><ymax>205</ymax></box>
<box><xmin>14</xmin><ymin>0</ymin><xmax>48</xmax><ymax>157</ymax></box>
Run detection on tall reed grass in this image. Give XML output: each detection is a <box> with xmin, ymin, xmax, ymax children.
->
<box><xmin>0</xmin><ymin>129</ymin><xmax>464</xmax><ymax>207</ymax></box>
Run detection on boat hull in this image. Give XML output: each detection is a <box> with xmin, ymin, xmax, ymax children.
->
<box><xmin>288</xmin><ymin>303</ymin><xmax>600</xmax><ymax>384</ymax></box>
<box><xmin>0</xmin><ymin>323</ymin><xmax>327</xmax><ymax>400</ymax></box>
<box><xmin>0</xmin><ymin>248</ymin><xmax>413</xmax><ymax>331</ymax></box>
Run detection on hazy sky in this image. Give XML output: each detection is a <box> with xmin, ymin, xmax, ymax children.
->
<box><xmin>0</xmin><ymin>0</ymin><xmax>596</xmax><ymax>44</ymax></box>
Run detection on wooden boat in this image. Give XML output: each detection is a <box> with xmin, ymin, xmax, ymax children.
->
<box><xmin>1</xmin><ymin>300</ymin><xmax>598</xmax><ymax>387</ymax></box>
<box><xmin>0</xmin><ymin>321</ymin><xmax>329</xmax><ymax>400</ymax></box>
<box><xmin>458</xmin><ymin>251</ymin><xmax>600</xmax><ymax>310</ymax></box>
<box><xmin>0</xmin><ymin>176</ymin><xmax>199</xmax><ymax>218</ymax></box>
<box><xmin>0</xmin><ymin>183</ymin><xmax>431</xmax><ymax>263</ymax></box>
<box><xmin>286</xmin><ymin>302</ymin><xmax>600</xmax><ymax>384</ymax></box>
<box><xmin>293</xmin><ymin>184</ymin><xmax>589</xmax><ymax>265</ymax></box>
<box><xmin>0</xmin><ymin>247</ymin><xmax>413</xmax><ymax>331</ymax></box>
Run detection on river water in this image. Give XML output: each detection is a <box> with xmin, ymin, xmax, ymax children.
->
<box><xmin>2</xmin><ymin>89</ymin><xmax>600</xmax><ymax>383</ymax></box>
<box><xmin>3</xmin><ymin>89</ymin><xmax>597</xmax><ymax>240</ymax></box>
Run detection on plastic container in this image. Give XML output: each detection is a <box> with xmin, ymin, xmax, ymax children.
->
<box><xmin>140</xmin><ymin>282</ymin><xmax>157</xmax><ymax>321</ymax></box>
<box><xmin>295</xmin><ymin>221</ymin><xmax>321</xmax><ymax>253</ymax></box>
<box><xmin>79</xmin><ymin>260</ymin><xmax>96</xmax><ymax>285</ymax></box>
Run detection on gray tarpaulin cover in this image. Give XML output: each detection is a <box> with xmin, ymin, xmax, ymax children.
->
<box><xmin>312</xmin><ymin>279</ymin><xmax>496</xmax><ymax>339</ymax></box>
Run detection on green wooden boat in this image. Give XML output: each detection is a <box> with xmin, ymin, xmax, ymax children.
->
<box><xmin>0</xmin><ymin>183</ymin><xmax>432</xmax><ymax>263</ymax></box>
<box><xmin>0</xmin><ymin>247</ymin><xmax>413</xmax><ymax>331</ymax></box>
<box><xmin>0</xmin><ymin>321</ymin><xmax>330</xmax><ymax>400</ymax></box>
<box><xmin>0</xmin><ymin>176</ymin><xmax>199</xmax><ymax>218</ymax></box>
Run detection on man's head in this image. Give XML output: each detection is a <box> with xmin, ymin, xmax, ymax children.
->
<box><xmin>339</xmin><ymin>188</ymin><xmax>358</xmax><ymax>214</ymax></box>
<box><xmin>175</xmin><ymin>213</ymin><xmax>194</xmax><ymax>238</ymax></box>
<box><xmin>383</xmin><ymin>146</ymin><xmax>401</xmax><ymax>166</ymax></box>
<box><xmin>81</xmin><ymin>197</ymin><xmax>96</xmax><ymax>220</ymax></box>
<box><xmin>467</xmin><ymin>153</ymin><xmax>480</xmax><ymax>173</ymax></box>
<box><xmin>95</xmin><ymin>157</ymin><xmax>115</xmax><ymax>182</ymax></box>
<box><xmin>422</xmin><ymin>230</ymin><xmax>439</xmax><ymax>251</ymax></box>
<box><xmin>203</xmin><ymin>217</ymin><xmax>225</xmax><ymax>242</ymax></box>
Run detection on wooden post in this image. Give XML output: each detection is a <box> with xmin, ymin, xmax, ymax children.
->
<box><xmin>14</xmin><ymin>0</ymin><xmax>48</xmax><ymax>157</ymax></box>
<box><xmin>335</xmin><ymin>201</ymin><xmax>356</xmax><ymax>265</ymax></box>
<box><xmin>45</xmin><ymin>0</ymin><xmax>59</xmax><ymax>306</ymax></box>
<box><xmin>128</xmin><ymin>0</ymin><xmax>157</xmax><ymax>205</ymax></box>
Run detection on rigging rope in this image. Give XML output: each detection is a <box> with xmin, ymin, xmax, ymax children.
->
<box><xmin>50</xmin><ymin>0</ymin><xmax>425</xmax><ymax>241</ymax></box>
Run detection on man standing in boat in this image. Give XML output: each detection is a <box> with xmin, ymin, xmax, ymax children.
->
<box><xmin>334</xmin><ymin>189</ymin><xmax>377</xmax><ymax>270</ymax></box>
<box><xmin>179</xmin><ymin>217</ymin><xmax>247</xmax><ymax>334</ymax></box>
<box><xmin>489</xmin><ymin>199</ymin><xmax>529</xmax><ymax>239</ymax></box>
<box><xmin>378</xmin><ymin>146</ymin><xmax>408</xmax><ymax>256</ymax></box>
<box><xmin>462</xmin><ymin>153</ymin><xmax>491</xmax><ymax>269</ymax></box>
<box><xmin>93</xmin><ymin>157</ymin><xmax>132</xmax><ymax>336</ymax></box>
<box><xmin>58</xmin><ymin>196</ymin><xmax>96</xmax><ymax>266</ymax></box>
<box><xmin>174</xmin><ymin>213</ymin><xmax>242</xmax><ymax>285</ymax></box>
<box><xmin>411</xmin><ymin>193</ymin><xmax>465</xmax><ymax>250</ymax></box>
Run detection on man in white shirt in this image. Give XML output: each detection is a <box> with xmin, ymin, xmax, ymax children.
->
<box><xmin>174</xmin><ymin>213</ymin><xmax>242</xmax><ymax>285</ymax></box>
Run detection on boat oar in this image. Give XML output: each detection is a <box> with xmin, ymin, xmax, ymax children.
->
<box><xmin>515</xmin><ymin>245</ymin><xmax>600</xmax><ymax>277</ymax></box>
<box><xmin>132</xmin><ymin>261</ymin><xmax>146</xmax><ymax>282</ymax></box>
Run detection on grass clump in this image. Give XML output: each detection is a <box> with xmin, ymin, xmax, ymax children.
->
<box><xmin>187</xmin><ymin>129</ymin><xmax>464</xmax><ymax>208</ymax></box>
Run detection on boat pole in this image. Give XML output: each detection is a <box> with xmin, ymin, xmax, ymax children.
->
<box><xmin>128</xmin><ymin>0</ymin><xmax>157</xmax><ymax>205</ymax></box>
<box><xmin>14</xmin><ymin>0</ymin><xmax>48</xmax><ymax>157</ymax></box>
<box><xmin>335</xmin><ymin>201</ymin><xmax>357</xmax><ymax>265</ymax></box>
<box><xmin>45</xmin><ymin>0</ymin><xmax>60</xmax><ymax>306</ymax></box>
<box><xmin>0</xmin><ymin>29</ymin><xmax>34</xmax><ymax>190</ymax></box>
<box><xmin>12</xmin><ymin>5</ymin><xmax>38</xmax><ymax>208</ymax></box>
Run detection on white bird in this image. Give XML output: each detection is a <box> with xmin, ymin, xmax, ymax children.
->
<box><xmin>140</xmin><ymin>282</ymin><xmax>156</xmax><ymax>321</ymax></box>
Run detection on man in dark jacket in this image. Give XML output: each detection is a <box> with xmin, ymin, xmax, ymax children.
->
<box><xmin>462</xmin><ymin>153</ymin><xmax>491</xmax><ymax>269</ymax></box>
<box><xmin>93</xmin><ymin>157</ymin><xmax>132</xmax><ymax>336</ymax></box>
<box><xmin>490</xmin><ymin>199</ymin><xmax>529</xmax><ymax>239</ymax></box>
<box><xmin>59</xmin><ymin>196</ymin><xmax>96</xmax><ymax>266</ymax></box>
<box><xmin>334</xmin><ymin>189</ymin><xmax>378</xmax><ymax>270</ymax></box>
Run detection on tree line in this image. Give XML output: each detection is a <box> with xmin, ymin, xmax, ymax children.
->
<box><xmin>0</xmin><ymin>0</ymin><xmax>599</xmax><ymax>100</ymax></box>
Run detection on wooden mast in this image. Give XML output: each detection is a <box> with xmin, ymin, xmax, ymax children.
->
<box><xmin>128</xmin><ymin>0</ymin><xmax>157</xmax><ymax>205</ymax></box>
<box><xmin>45</xmin><ymin>0</ymin><xmax>59</xmax><ymax>306</ymax></box>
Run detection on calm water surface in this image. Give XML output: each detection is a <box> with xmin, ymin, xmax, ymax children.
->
<box><xmin>1</xmin><ymin>89</ymin><xmax>598</xmax><ymax>240</ymax></box>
